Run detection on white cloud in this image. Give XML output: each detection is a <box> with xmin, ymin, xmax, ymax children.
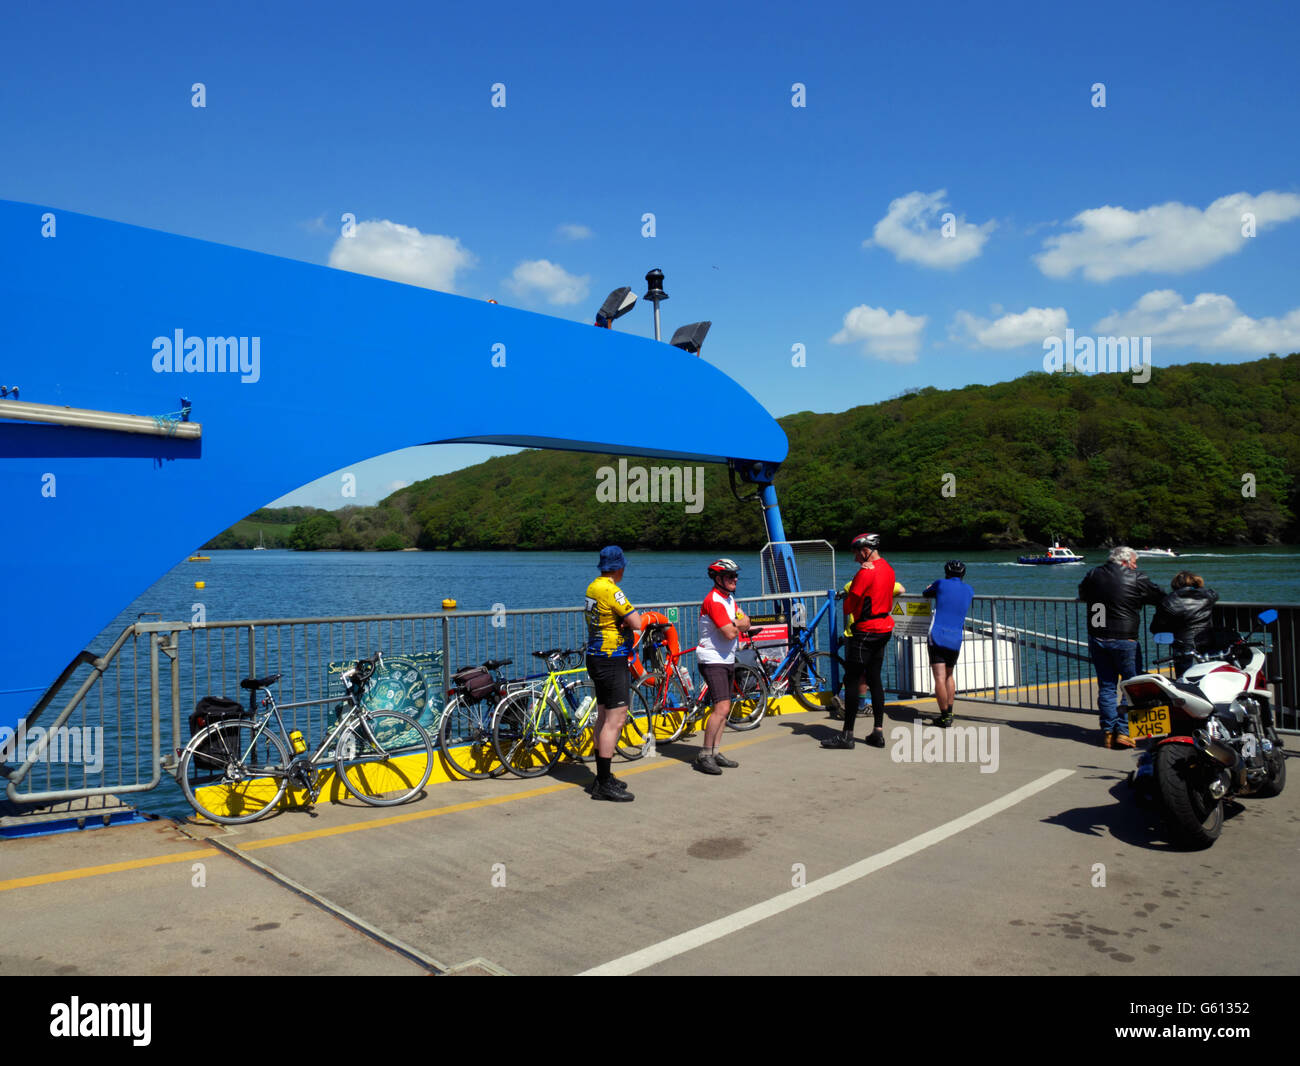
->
<box><xmin>1094</xmin><ymin>290</ymin><xmax>1300</xmax><ymax>354</ymax></box>
<box><xmin>1035</xmin><ymin>191</ymin><xmax>1300</xmax><ymax>282</ymax></box>
<box><xmin>830</xmin><ymin>305</ymin><xmax>927</xmax><ymax>363</ymax></box>
<box><xmin>555</xmin><ymin>223</ymin><xmax>593</xmax><ymax>240</ymax></box>
<box><xmin>328</xmin><ymin>219</ymin><xmax>476</xmax><ymax>293</ymax></box>
<box><xmin>868</xmin><ymin>190</ymin><xmax>995</xmax><ymax>269</ymax></box>
<box><xmin>953</xmin><ymin>306</ymin><xmax>1068</xmax><ymax>349</ymax></box>
<box><xmin>504</xmin><ymin>259</ymin><xmax>591</xmax><ymax>306</ymax></box>
<box><xmin>386</xmin><ymin>480</ymin><xmax>410</xmax><ymax>493</ymax></box>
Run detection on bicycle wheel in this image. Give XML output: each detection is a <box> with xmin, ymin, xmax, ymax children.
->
<box><xmin>726</xmin><ymin>663</ymin><xmax>769</xmax><ymax>731</ymax></box>
<box><xmin>438</xmin><ymin>696</ymin><xmax>506</xmax><ymax>779</ymax></box>
<box><xmin>559</xmin><ymin>679</ymin><xmax>598</xmax><ymax>763</ymax></box>
<box><xmin>647</xmin><ymin>670</ymin><xmax>690</xmax><ymax>744</ymax></box>
<box><xmin>178</xmin><ymin>720</ymin><xmax>289</xmax><ymax>825</ymax></box>
<box><xmin>789</xmin><ymin>651</ymin><xmax>848</xmax><ymax>713</ymax></box>
<box><xmin>492</xmin><ymin>689</ymin><xmax>562</xmax><ymax>778</ymax></box>
<box><xmin>335</xmin><ymin>710</ymin><xmax>434</xmax><ymax>806</ymax></box>
<box><xmin>618</xmin><ymin>681</ymin><xmax>653</xmax><ymax>760</ymax></box>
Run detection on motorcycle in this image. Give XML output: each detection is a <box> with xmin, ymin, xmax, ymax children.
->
<box><xmin>1120</xmin><ymin>609</ymin><xmax>1287</xmax><ymax>849</ymax></box>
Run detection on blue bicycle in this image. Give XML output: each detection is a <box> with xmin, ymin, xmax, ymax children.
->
<box><xmin>739</xmin><ymin>593</ymin><xmax>847</xmax><ymax>714</ymax></box>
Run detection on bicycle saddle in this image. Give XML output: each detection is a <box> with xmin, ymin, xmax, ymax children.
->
<box><xmin>239</xmin><ymin>673</ymin><xmax>281</xmax><ymax>690</ymax></box>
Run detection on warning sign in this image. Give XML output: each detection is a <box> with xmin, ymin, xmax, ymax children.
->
<box><xmin>890</xmin><ymin>599</ymin><xmax>933</xmax><ymax>637</ymax></box>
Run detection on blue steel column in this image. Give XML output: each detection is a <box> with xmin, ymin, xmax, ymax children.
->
<box><xmin>758</xmin><ymin>483</ymin><xmax>801</xmax><ymax>594</ymax></box>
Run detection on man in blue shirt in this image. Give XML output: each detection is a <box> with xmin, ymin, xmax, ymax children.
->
<box><xmin>923</xmin><ymin>561</ymin><xmax>974</xmax><ymax>728</ymax></box>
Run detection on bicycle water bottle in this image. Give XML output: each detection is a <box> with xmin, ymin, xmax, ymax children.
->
<box><xmin>677</xmin><ymin>664</ymin><xmax>693</xmax><ymax>695</ymax></box>
<box><xmin>289</xmin><ymin>730</ymin><xmax>307</xmax><ymax>754</ymax></box>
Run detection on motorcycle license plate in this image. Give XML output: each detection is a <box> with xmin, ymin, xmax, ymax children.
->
<box><xmin>1128</xmin><ymin>705</ymin><xmax>1171</xmax><ymax>740</ymax></box>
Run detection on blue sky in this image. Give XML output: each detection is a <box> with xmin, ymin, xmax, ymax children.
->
<box><xmin>5</xmin><ymin>0</ymin><xmax>1298</xmax><ymax>508</ymax></box>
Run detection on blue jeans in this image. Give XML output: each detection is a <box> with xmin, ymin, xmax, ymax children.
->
<box><xmin>1089</xmin><ymin>637</ymin><xmax>1144</xmax><ymax>735</ymax></box>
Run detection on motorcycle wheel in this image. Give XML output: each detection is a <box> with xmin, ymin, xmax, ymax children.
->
<box><xmin>1153</xmin><ymin>743</ymin><xmax>1223</xmax><ymax>849</ymax></box>
<box><xmin>1256</xmin><ymin>747</ymin><xmax>1287</xmax><ymax>798</ymax></box>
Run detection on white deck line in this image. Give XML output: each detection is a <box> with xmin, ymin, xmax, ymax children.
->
<box><xmin>579</xmin><ymin>767</ymin><xmax>1076</xmax><ymax>976</ymax></box>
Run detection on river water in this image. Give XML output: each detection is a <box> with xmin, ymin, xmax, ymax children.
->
<box><xmin>101</xmin><ymin>546</ymin><xmax>1300</xmax><ymax>640</ymax></box>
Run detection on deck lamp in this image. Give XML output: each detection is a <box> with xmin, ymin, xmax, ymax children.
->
<box><xmin>643</xmin><ymin>268</ymin><xmax>668</xmax><ymax>341</ymax></box>
<box><xmin>595</xmin><ymin>286</ymin><xmax>637</xmax><ymax>328</ymax></box>
<box><xmin>670</xmin><ymin>321</ymin><xmax>711</xmax><ymax>356</ymax></box>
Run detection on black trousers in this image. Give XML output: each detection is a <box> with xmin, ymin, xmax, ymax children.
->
<box><xmin>843</xmin><ymin>632</ymin><xmax>891</xmax><ymax>730</ymax></box>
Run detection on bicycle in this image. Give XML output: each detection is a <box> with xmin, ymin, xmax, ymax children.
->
<box><xmin>739</xmin><ymin>593</ymin><xmax>848</xmax><ymax>714</ymax></box>
<box><xmin>177</xmin><ymin>652</ymin><xmax>434</xmax><ymax>824</ymax></box>
<box><xmin>490</xmin><ymin>649</ymin><xmax>652</xmax><ymax>778</ymax></box>
<box><xmin>437</xmin><ymin>657</ymin><xmax>515</xmax><ymax>780</ymax></box>
<box><xmin>636</xmin><ymin>621</ymin><xmax>770</xmax><ymax>744</ymax></box>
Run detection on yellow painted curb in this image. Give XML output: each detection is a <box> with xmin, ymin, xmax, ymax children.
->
<box><xmin>193</xmin><ymin>692</ymin><xmax>838</xmax><ymax>820</ymax></box>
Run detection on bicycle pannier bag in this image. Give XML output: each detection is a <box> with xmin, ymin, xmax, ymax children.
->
<box><xmin>453</xmin><ymin>667</ymin><xmax>496</xmax><ymax>704</ymax></box>
<box><xmin>189</xmin><ymin>696</ymin><xmax>248</xmax><ymax>770</ymax></box>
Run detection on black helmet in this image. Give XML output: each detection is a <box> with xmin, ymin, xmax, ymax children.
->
<box><xmin>945</xmin><ymin>560</ymin><xmax>966</xmax><ymax>578</ymax></box>
<box><xmin>852</xmin><ymin>532</ymin><xmax>880</xmax><ymax>552</ymax></box>
<box><xmin>707</xmin><ymin>558</ymin><xmax>741</xmax><ymax>585</ymax></box>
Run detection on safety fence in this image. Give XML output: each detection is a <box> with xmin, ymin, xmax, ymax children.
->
<box><xmin>3</xmin><ymin>593</ymin><xmax>1295</xmax><ymax>812</ymax></box>
<box><xmin>1</xmin><ymin>592</ymin><xmax>828</xmax><ymax>811</ymax></box>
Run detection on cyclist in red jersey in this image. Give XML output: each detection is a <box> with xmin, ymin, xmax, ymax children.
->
<box><xmin>822</xmin><ymin>532</ymin><xmax>895</xmax><ymax>750</ymax></box>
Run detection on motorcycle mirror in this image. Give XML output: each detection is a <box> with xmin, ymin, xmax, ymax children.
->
<box><xmin>1153</xmin><ymin>631</ymin><xmax>1175</xmax><ymax>645</ymax></box>
<box><xmin>1258</xmin><ymin>609</ymin><xmax>1278</xmax><ymax>625</ymax></box>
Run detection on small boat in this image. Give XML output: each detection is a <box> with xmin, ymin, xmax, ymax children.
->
<box><xmin>1135</xmin><ymin>547</ymin><xmax>1178</xmax><ymax>558</ymax></box>
<box><xmin>253</xmin><ymin>531</ymin><xmax>267</xmax><ymax>551</ymax></box>
<box><xmin>186</xmin><ymin>553</ymin><xmax>211</xmax><ymax>562</ymax></box>
<box><xmin>1017</xmin><ymin>541</ymin><xmax>1085</xmax><ymax>565</ymax></box>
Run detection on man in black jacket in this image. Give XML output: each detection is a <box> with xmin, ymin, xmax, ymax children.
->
<box><xmin>1078</xmin><ymin>546</ymin><xmax>1164</xmax><ymax>748</ymax></box>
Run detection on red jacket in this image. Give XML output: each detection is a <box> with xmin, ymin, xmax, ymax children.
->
<box><xmin>844</xmin><ymin>559</ymin><xmax>896</xmax><ymax>636</ymax></box>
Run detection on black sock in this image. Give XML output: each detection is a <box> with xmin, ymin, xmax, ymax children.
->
<box><xmin>596</xmin><ymin>756</ymin><xmax>612</xmax><ymax>782</ymax></box>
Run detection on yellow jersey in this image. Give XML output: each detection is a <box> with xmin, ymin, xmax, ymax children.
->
<box><xmin>584</xmin><ymin>575</ymin><xmax>636</xmax><ymax>656</ymax></box>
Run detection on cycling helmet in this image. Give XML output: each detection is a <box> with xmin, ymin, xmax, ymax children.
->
<box><xmin>707</xmin><ymin>558</ymin><xmax>741</xmax><ymax>585</ymax></box>
<box><xmin>945</xmin><ymin>560</ymin><xmax>966</xmax><ymax>578</ymax></box>
<box><xmin>851</xmin><ymin>532</ymin><xmax>880</xmax><ymax>552</ymax></box>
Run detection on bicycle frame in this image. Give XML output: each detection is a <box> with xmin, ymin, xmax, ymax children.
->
<box><xmin>232</xmin><ymin>676</ymin><xmax>372</xmax><ymax>786</ymax></box>
<box><xmin>747</xmin><ymin>595</ymin><xmax>839</xmax><ymax>692</ymax></box>
<box><xmin>507</xmin><ymin>663</ymin><xmax>591</xmax><ymax>739</ymax></box>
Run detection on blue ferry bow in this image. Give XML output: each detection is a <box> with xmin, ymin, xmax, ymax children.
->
<box><xmin>0</xmin><ymin>200</ymin><xmax>789</xmax><ymax>731</ymax></box>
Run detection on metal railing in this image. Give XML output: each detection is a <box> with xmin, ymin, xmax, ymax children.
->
<box><xmin>2</xmin><ymin>591</ymin><xmax>831</xmax><ymax>808</ymax></box>
<box><xmin>888</xmin><ymin>597</ymin><xmax>1299</xmax><ymax>734</ymax></box>
<box><xmin>4</xmin><ymin>593</ymin><xmax>1294</xmax><ymax>810</ymax></box>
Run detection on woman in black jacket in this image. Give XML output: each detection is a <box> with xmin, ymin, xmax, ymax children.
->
<box><xmin>1151</xmin><ymin>571</ymin><xmax>1218</xmax><ymax>676</ymax></box>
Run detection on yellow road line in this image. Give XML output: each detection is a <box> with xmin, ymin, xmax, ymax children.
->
<box><xmin>0</xmin><ymin>848</ymin><xmax>213</xmax><ymax>892</ymax></box>
<box><xmin>0</xmin><ymin>731</ymin><xmax>783</xmax><ymax>888</ymax></box>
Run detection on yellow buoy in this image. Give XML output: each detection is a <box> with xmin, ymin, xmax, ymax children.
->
<box><xmin>441</xmin><ymin>598</ymin><xmax>456</xmax><ymax>609</ymax></box>
<box><xmin>195</xmin><ymin>581</ymin><xmax>205</xmax><ymax>589</ymax></box>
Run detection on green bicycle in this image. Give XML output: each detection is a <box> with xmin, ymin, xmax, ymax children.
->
<box><xmin>490</xmin><ymin>649</ymin><xmax>652</xmax><ymax>778</ymax></box>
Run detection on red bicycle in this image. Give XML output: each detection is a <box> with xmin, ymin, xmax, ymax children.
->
<box><xmin>632</xmin><ymin>619</ymin><xmax>768</xmax><ymax>743</ymax></box>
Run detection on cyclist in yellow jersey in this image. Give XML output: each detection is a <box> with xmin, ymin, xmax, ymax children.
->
<box><xmin>584</xmin><ymin>546</ymin><xmax>642</xmax><ymax>801</ymax></box>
